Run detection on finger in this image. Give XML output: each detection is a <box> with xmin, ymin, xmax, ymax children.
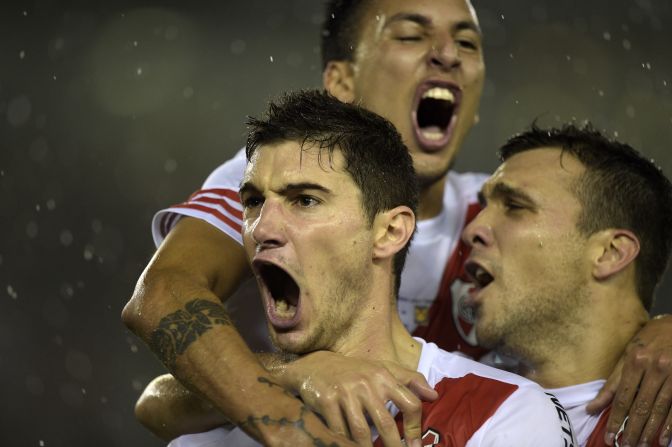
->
<box><xmin>587</xmin><ymin>358</ymin><xmax>623</xmax><ymax>414</ymax></box>
<box><xmin>363</xmin><ymin>400</ymin><xmax>403</xmax><ymax>447</ymax></box>
<box><xmin>638</xmin><ymin>368</ymin><xmax>672</xmax><ymax>446</ymax></box>
<box><xmin>341</xmin><ymin>397</ymin><xmax>373</xmax><ymax>447</ymax></box>
<box><xmin>320</xmin><ymin>401</ymin><xmax>351</xmax><ymax>439</ymax></box>
<box><xmin>383</xmin><ymin>382</ymin><xmax>423</xmax><ymax>444</ymax></box>
<box><xmin>660</xmin><ymin>407</ymin><xmax>672</xmax><ymax>447</ymax></box>
<box><xmin>386</xmin><ymin>364</ymin><xmax>437</xmax><ymax>402</ymax></box>
<box><xmin>604</xmin><ymin>351</ymin><xmax>647</xmax><ymax>445</ymax></box>
<box><xmin>620</xmin><ymin>370</ymin><xmax>666</xmax><ymax>446</ymax></box>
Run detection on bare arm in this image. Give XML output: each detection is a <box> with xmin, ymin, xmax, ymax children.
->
<box><xmin>122</xmin><ymin>217</ymin><xmax>355</xmax><ymax>446</ymax></box>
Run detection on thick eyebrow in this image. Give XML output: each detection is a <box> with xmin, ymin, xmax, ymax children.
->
<box><xmin>385</xmin><ymin>12</ymin><xmax>482</xmax><ymax>35</ymax></box>
<box><xmin>480</xmin><ymin>182</ymin><xmax>536</xmax><ymax>206</ymax></box>
<box><xmin>239</xmin><ymin>181</ymin><xmax>332</xmax><ymax>197</ymax></box>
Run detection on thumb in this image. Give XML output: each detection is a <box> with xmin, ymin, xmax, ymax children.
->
<box><xmin>586</xmin><ymin>358</ymin><xmax>623</xmax><ymax>414</ymax></box>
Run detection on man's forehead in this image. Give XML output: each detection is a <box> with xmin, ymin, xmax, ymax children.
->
<box><xmin>484</xmin><ymin>148</ymin><xmax>584</xmax><ymax>194</ymax></box>
<box><xmin>363</xmin><ymin>0</ymin><xmax>480</xmax><ymax>30</ymax></box>
<box><xmin>244</xmin><ymin>141</ymin><xmax>348</xmax><ymax>184</ymax></box>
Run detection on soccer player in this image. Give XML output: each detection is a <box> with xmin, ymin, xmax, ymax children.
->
<box><xmin>123</xmin><ymin>1</ymin><xmax>672</xmax><ymax>445</ymax></box>
<box><xmin>168</xmin><ymin>89</ymin><xmax>577</xmax><ymax>447</ymax></box>
<box><xmin>463</xmin><ymin>124</ymin><xmax>672</xmax><ymax>446</ymax></box>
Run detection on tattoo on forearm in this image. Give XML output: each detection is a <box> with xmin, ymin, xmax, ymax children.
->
<box><xmin>150</xmin><ymin>299</ymin><xmax>232</xmax><ymax>370</ymax></box>
<box><xmin>239</xmin><ymin>377</ymin><xmax>340</xmax><ymax>447</ymax></box>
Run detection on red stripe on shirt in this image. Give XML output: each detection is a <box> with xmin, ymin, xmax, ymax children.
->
<box><xmin>170</xmin><ymin>203</ymin><xmax>242</xmax><ymax>234</ymax></box>
<box><xmin>189</xmin><ymin>188</ymin><xmax>241</xmax><ymax>203</ymax></box>
<box><xmin>189</xmin><ymin>195</ymin><xmax>243</xmax><ymax>220</ymax></box>
<box><xmin>374</xmin><ymin>373</ymin><xmax>518</xmax><ymax>446</ymax></box>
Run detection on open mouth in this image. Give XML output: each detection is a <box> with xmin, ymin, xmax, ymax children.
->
<box><xmin>254</xmin><ymin>261</ymin><xmax>301</xmax><ymax>329</ymax></box>
<box><xmin>465</xmin><ymin>260</ymin><xmax>494</xmax><ymax>290</ymax></box>
<box><xmin>412</xmin><ymin>84</ymin><xmax>460</xmax><ymax>151</ymax></box>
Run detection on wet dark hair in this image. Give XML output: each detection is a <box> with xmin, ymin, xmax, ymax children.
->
<box><xmin>320</xmin><ymin>0</ymin><xmax>373</xmax><ymax>69</ymax></box>
<box><xmin>499</xmin><ymin>123</ymin><xmax>672</xmax><ymax>310</ymax></box>
<box><xmin>246</xmin><ymin>89</ymin><xmax>419</xmax><ymax>293</ymax></box>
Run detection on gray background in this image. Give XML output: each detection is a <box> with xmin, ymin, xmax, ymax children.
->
<box><xmin>1</xmin><ymin>1</ymin><xmax>671</xmax><ymax>446</ymax></box>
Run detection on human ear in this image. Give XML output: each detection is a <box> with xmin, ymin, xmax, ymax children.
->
<box><xmin>323</xmin><ymin>61</ymin><xmax>356</xmax><ymax>103</ymax></box>
<box><xmin>591</xmin><ymin>229</ymin><xmax>640</xmax><ymax>280</ymax></box>
<box><xmin>372</xmin><ymin>206</ymin><xmax>416</xmax><ymax>261</ymax></box>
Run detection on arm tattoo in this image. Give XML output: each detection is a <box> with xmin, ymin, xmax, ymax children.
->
<box><xmin>150</xmin><ymin>299</ymin><xmax>232</xmax><ymax>370</ymax></box>
<box><xmin>239</xmin><ymin>378</ymin><xmax>341</xmax><ymax>447</ymax></box>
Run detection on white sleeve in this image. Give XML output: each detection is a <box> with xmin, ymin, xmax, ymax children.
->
<box><xmin>151</xmin><ymin>148</ymin><xmax>247</xmax><ymax>247</ymax></box>
<box><xmin>167</xmin><ymin>426</ymin><xmax>261</xmax><ymax>447</ymax></box>
<box><xmin>470</xmin><ymin>388</ymin><xmax>577</xmax><ymax>447</ymax></box>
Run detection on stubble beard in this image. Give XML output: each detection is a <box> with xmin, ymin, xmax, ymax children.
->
<box><xmin>477</xmin><ymin>259</ymin><xmax>589</xmax><ymax>366</ymax></box>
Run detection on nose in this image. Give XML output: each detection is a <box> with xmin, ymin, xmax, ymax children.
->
<box><xmin>428</xmin><ymin>36</ymin><xmax>461</xmax><ymax>71</ymax></box>
<box><xmin>250</xmin><ymin>200</ymin><xmax>287</xmax><ymax>250</ymax></box>
<box><xmin>462</xmin><ymin>209</ymin><xmax>494</xmax><ymax>248</ymax></box>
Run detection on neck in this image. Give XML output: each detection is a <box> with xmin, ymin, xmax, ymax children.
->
<box><xmin>517</xmin><ymin>289</ymin><xmax>648</xmax><ymax>388</ymax></box>
<box><xmin>333</xmin><ymin>272</ymin><xmax>422</xmax><ymax>371</ymax></box>
<box><xmin>417</xmin><ymin>175</ymin><xmax>447</xmax><ymax>220</ymax></box>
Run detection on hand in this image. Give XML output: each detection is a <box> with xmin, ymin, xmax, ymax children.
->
<box><xmin>278</xmin><ymin>351</ymin><xmax>438</xmax><ymax>447</ymax></box>
<box><xmin>586</xmin><ymin>315</ymin><xmax>672</xmax><ymax>447</ymax></box>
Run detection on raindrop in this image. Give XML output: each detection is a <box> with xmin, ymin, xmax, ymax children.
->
<box><xmin>131</xmin><ymin>379</ymin><xmax>143</xmax><ymax>391</ymax></box>
<box><xmin>230</xmin><ymin>39</ymin><xmax>246</xmax><ymax>55</ymax></box>
<box><xmin>83</xmin><ymin>245</ymin><xmax>94</xmax><ymax>261</ymax></box>
<box><xmin>54</xmin><ymin>38</ymin><xmax>64</xmax><ymax>51</ymax></box>
<box><xmin>133</xmin><ymin>40</ymin><xmax>138</xmax><ymax>47</ymax></box>
<box><xmin>164</xmin><ymin>159</ymin><xmax>177</xmax><ymax>173</ymax></box>
<box><xmin>100</xmin><ymin>396</ymin><xmax>108</xmax><ymax>404</ymax></box>
<box><xmin>500</xmin><ymin>14</ymin><xmax>505</xmax><ymax>20</ymax></box>
<box><xmin>36</xmin><ymin>204</ymin><xmax>41</xmax><ymax>211</ymax></box>
<box><xmin>509</xmin><ymin>53</ymin><xmax>514</xmax><ymax>59</ymax></box>
<box><xmin>269</xmin><ymin>56</ymin><xmax>274</xmax><ymax>62</ymax></box>
<box><xmin>51</xmin><ymin>75</ymin><xmax>57</xmax><ymax>81</ymax></box>
<box><xmin>136</xmin><ymin>67</ymin><xmax>143</xmax><ymax>76</ymax></box>
<box><xmin>164</xmin><ymin>25</ymin><xmax>179</xmax><ymax>41</ymax></box>
<box><xmin>622</xmin><ymin>39</ymin><xmax>632</xmax><ymax>50</ymax></box>
<box><xmin>7</xmin><ymin>95</ymin><xmax>32</xmax><ymax>127</ymax></box>
<box><xmin>130</xmin><ymin>344</ymin><xmax>138</xmax><ymax>353</ymax></box>
<box><xmin>598</xmin><ymin>90</ymin><xmax>604</xmax><ymax>97</ymax></box>
<box><xmin>26</xmin><ymin>221</ymin><xmax>39</xmax><ymax>238</ymax></box>
<box><xmin>47</xmin><ymin>199</ymin><xmax>56</xmax><ymax>210</ymax></box>
<box><xmin>39</xmin><ymin>441</ymin><xmax>45</xmax><ymax>447</ymax></box>
<box><xmin>22</xmin><ymin>10</ymin><xmax>27</xmax><ymax>16</ymax></box>
<box><xmin>19</xmin><ymin>50</ymin><xmax>26</xmax><ymax>59</ymax></box>
<box><xmin>603</xmin><ymin>31</ymin><xmax>611</xmax><ymax>41</ymax></box>
<box><xmin>60</xmin><ymin>282</ymin><xmax>74</xmax><ymax>298</ymax></box>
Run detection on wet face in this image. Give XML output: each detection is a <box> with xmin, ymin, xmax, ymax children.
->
<box><xmin>346</xmin><ymin>0</ymin><xmax>485</xmax><ymax>184</ymax></box>
<box><xmin>240</xmin><ymin>141</ymin><xmax>375</xmax><ymax>354</ymax></box>
<box><xmin>461</xmin><ymin>148</ymin><xmax>590</xmax><ymax>354</ymax></box>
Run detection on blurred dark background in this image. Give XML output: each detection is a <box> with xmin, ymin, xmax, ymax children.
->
<box><xmin>1</xmin><ymin>1</ymin><xmax>671</xmax><ymax>446</ymax></box>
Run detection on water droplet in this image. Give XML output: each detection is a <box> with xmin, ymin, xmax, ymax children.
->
<box><xmin>598</xmin><ymin>90</ymin><xmax>605</xmax><ymax>97</ymax></box>
<box><xmin>19</xmin><ymin>50</ymin><xmax>26</xmax><ymax>59</ymax></box>
<box><xmin>26</xmin><ymin>221</ymin><xmax>39</xmax><ymax>238</ymax></box>
<box><xmin>39</xmin><ymin>441</ymin><xmax>45</xmax><ymax>447</ymax></box>
<box><xmin>7</xmin><ymin>284</ymin><xmax>18</xmax><ymax>299</ymax></box>
<box><xmin>130</xmin><ymin>344</ymin><xmax>138</xmax><ymax>353</ymax></box>
<box><xmin>269</xmin><ymin>55</ymin><xmax>274</xmax><ymax>62</ymax></box>
<box><xmin>136</xmin><ymin>67</ymin><xmax>142</xmax><ymax>76</ymax></box>
<box><xmin>133</xmin><ymin>40</ymin><xmax>138</xmax><ymax>47</ymax></box>
<box><xmin>500</xmin><ymin>14</ymin><xmax>505</xmax><ymax>20</ymax></box>
<box><xmin>622</xmin><ymin>39</ymin><xmax>632</xmax><ymax>50</ymax></box>
<box><xmin>47</xmin><ymin>199</ymin><xmax>56</xmax><ymax>210</ymax></box>
<box><xmin>83</xmin><ymin>245</ymin><xmax>94</xmax><ymax>261</ymax></box>
<box><xmin>35</xmin><ymin>204</ymin><xmax>41</xmax><ymax>211</ymax></box>
<box><xmin>164</xmin><ymin>159</ymin><xmax>177</xmax><ymax>173</ymax></box>
<box><xmin>22</xmin><ymin>10</ymin><xmax>28</xmax><ymax>16</ymax></box>
<box><xmin>603</xmin><ymin>31</ymin><xmax>611</xmax><ymax>41</ymax></box>
<box><xmin>230</xmin><ymin>39</ymin><xmax>246</xmax><ymax>54</ymax></box>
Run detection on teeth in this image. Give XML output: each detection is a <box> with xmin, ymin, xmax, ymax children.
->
<box><xmin>275</xmin><ymin>298</ymin><xmax>296</xmax><ymax>318</ymax></box>
<box><xmin>422</xmin><ymin>87</ymin><xmax>454</xmax><ymax>103</ymax></box>
<box><xmin>421</xmin><ymin>130</ymin><xmax>444</xmax><ymax>141</ymax></box>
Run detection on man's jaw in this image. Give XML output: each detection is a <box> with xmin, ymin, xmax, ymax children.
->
<box><xmin>252</xmin><ymin>259</ymin><xmax>302</xmax><ymax>331</ymax></box>
<box><xmin>411</xmin><ymin>80</ymin><xmax>461</xmax><ymax>153</ymax></box>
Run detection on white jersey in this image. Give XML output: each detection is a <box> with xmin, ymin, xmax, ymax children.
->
<box><xmin>549</xmin><ymin>380</ymin><xmax>672</xmax><ymax>447</ymax></box>
<box><xmin>167</xmin><ymin>339</ymin><xmax>576</xmax><ymax>447</ymax></box>
<box><xmin>151</xmin><ymin>148</ymin><xmax>489</xmax><ymax>355</ymax></box>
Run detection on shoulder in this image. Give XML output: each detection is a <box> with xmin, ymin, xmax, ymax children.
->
<box><xmin>445</xmin><ymin>171</ymin><xmax>489</xmax><ymax>202</ymax></box>
<box><xmin>202</xmin><ymin>148</ymin><xmax>247</xmax><ymax>188</ymax></box>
